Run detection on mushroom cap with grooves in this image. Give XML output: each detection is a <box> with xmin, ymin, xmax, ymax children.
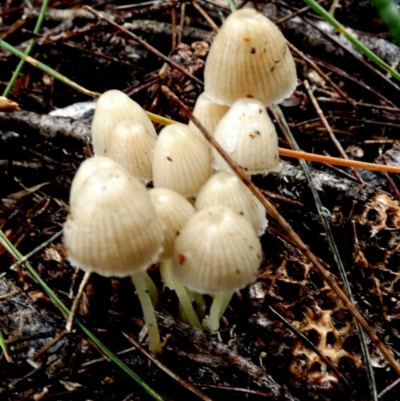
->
<box><xmin>172</xmin><ymin>205</ymin><xmax>262</xmax><ymax>294</ymax></box>
<box><xmin>91</xmin><ymin>89</ymin><xmax>157</xmax><ymax>155</ymax></box>
<box><xmin>69</xmin><ymin>156</ymin><xmax>126</xmax><ymax>207</ymax></box>
<box><xmin>212</xmin><ymin>98</ymin><xmax>279</xmax><ymax>175</ymax></box>
<box><xmin>152</xmin><ymin>123</ymin><xmax>212</xmax><ymax>197</ymax></box>
<box><xmin>196</xmin><ymin>171</ymin><xmax>268</xmax><ymax>236</ymax></box>
<box><xmin>204</xmin><ymin>8</ymin><xmax>297</xmax><ymax>106</ymax></box>
<box><xmin>105</xmin><ymin>120</ymin><xmax>157</xmax><ymax>184</ymax></box>
<box><xmin>64</xmin><ymin>167</ymin><xmax>164</xmax><ymax>277</ymax></box>
<box><xmin>188</xmin><ymin>92</ymin><xmax>229</xmax><ymax>143</ymax></box>
<box><xmin>149</xmin><ymin>187</ymin><xmax>196</xmax><ymax>260</ymax></box>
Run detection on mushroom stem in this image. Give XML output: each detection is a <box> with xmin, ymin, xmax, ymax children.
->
<box><xmin>162</xmin><ymin>260</ymin><xmax>202</xmax><ymax>329</ymax></box>
<box><xmin>131</xmin><ymin>271</ymin><xmax>162</xmax><ymax>355</ymax></box>
<box><xmin>141</xmin><ymin>271</ymin><xmax>159</xmax><ymax>306</ymax></box>
<box><xmin>203</xmin><ymin>292</ymin><xmax>233</xmax><ymax>332</ymax></box>
<box><xmin>187</xmin><ymin>289</ymin><xmax>206</xmax><ymax>318</ymax></box>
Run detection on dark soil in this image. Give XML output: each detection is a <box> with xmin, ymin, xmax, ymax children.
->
<box><xmin>1</xmin><ymin>1</ymin><xmax>400</xmax><ymax>401</ymax></box>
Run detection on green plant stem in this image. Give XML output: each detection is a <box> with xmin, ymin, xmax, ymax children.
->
<box><xmin>0</xmin><ymin>39</ymin><xmax>100</xmax><ymax>98</ymax></box>
<box><xmin>227</xmin><ymin>0</ymin><xmax>237</xmax><ymax>12</ymax></box>
<box><xmin>0</xmin><ymin>230</ymin><xmax>164</xmax><ymax>401</ymax></box>
<box><xmin>3</xmin><ymin>0</ymin><xmax>50</xmax><ymax>97</ymax></box>
<box><xmin>0</xmin><ymin>329</ymin><xmax>12</xmax><ymax>363</ymax></box>
<box><xmin>302</xmin><ymin>0</ymin><xmax>400</xmax><ymax>81</ymax></box>
<box><xmin>370</xmin><ymin>0</ymin><xmax>400</xmax><ymax>45</ymax></box>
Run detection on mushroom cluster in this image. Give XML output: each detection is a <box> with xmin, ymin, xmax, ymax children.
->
<box><xmin>63</xmin><ymin>7</ymin><xmax>296</xmax><ymax>352</ymax></box>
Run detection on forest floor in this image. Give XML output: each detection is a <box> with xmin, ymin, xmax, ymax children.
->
<box><xmin>1</xmin><ymin>1</ymin><xmax>400</xmax><ymax>400</ymax></box>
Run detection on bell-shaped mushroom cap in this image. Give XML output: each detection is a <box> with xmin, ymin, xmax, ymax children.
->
<box><xmin>91</xmin><ymin>89</ymin><xmax>157</xmax><ymax>155</ymax></box>
<box><xmin>188</xmin><ymin>92</ymin><xmax>229</xmax><ymax>143</ymax></box>
<box><xmin>204</xmin><ymin>8</ymin><xmax>297</xmax><ymax>106</ymax></box>
<box><xmin>212</xmin><ymin>98</ymin><xmax>279</xmax><ymax>175</ymax></box>
<box><xmin>104</xmin><ymin>120</ymin><xmax>157</xmax><ymax>184</ymax></box>
<box><xmin>64</xmin><ymin>167</ymin><xmax>164</xmax><ymax>277</ymax></box>
<box><xmin>149</xmin><ymin>188</ymin><xmax>196</xmax><ymax>260</ymax></box>
<box><xmin>172</xmin><ymin>205</ymin><xmax>262</xmax><ymax>295</ymax></box>
<box><xmin>152</xmin><ymin>123</ymin><xmax>212</xmax><ymax>197</ymax></box>
<box><xmin>196</xmin><ymin>171</ymin><xmax>267</xmax><ymax>236</ymax></box>
<box><xmin>69</xmin><ymin>156</ymin><xmax>125</xmax><ymax>206</ymax></box>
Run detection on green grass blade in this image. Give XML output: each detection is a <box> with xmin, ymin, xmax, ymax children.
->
<box><xmin>3</xmin><ymin>0</ymin><xmax>50</xmax><ymax>97</ymax></box>
<box><xmin>0</xmin><ymin>39</ymin><xmax>100</xmax><ymax>98</ymax></box>
<box><xmin>0</xmin><ymin>329</ymin><xmax>12</xmax><ymax>363</ymax></box>
<box><xmin>0</xmin><ymin>230</ymin><xmax>164</xmax><ymax>401</ymax></box>
<box><xmin>370</xmin><ymin>0</ymin><xmax>400</xmax><ymax>45</ymax></box>
<box><xmin>302</xmin><ymin>0</ymin><xmax>400</xmax><ymax>81</ymax></box>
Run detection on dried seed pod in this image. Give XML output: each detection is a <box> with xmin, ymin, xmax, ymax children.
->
<box><xmin>172</xmin><ymin>205</ymin><xmax>262</xmax><ymax>295</ymax></box>
<box><xmin>204</xmin><ymin>8</ymin><xmax>297</xmax><ymax>106</ymax></box>
<box><xmin>91</xmin><ymin>90</ymin><xmax>157</xmax><ymax>155</ymax></box>
<box><xmin>212</xmin><ymin>98</ymin><xmax>279</xmax><ymax>175</ymax></box>
<box><xmin>64</xmin><ymin>167</ymin><xmax>164</xmax><ymax>277</ymax></box>
<box><xmin>149</xmin><ymin>187</ymin><xmax>196</xmax><ymax>261</ymax></box>
<box><xmin>196</xmin><ymin>171</ymin><xmax>268</xmax><ymax>235</ymax></box>
<box><xmin>69</xmin><ymin>156</ymin><xmax>125</xmax><ymax>206</ymax></box>
<box><xmin>152</xmin><ymin>123</ymin><xmax>212</xmax><ymax>197</ymax></box>
<box><xmin>105</xmin><ymin>120</ymin><xmax>157</xmax><ymax>184</ymax></box>
<box><xmin>188</xmin><ymin>92</ymin><xmax>229</xmax><ymax>142</ymax></box>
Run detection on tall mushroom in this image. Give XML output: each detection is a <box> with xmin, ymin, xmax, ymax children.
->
<box><xmin>64</xmin><ymin>166</ymin><xmax>165</xmax><ymax>354</ymax></box>
<box><xmin>204</xmin><ymin>8</ymin><xmax>297</xmax><ymax>106</ymax></box>
<box><xmin>172</xmin><ymin>205</ymin><xmax>262</xmax><ymax>331</ymax></box>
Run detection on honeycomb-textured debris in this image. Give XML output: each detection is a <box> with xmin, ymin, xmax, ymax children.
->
<box><xmin>251</xmin><ymin>248</ymin><xmax>365</xmax><ymax>397</ymax></box>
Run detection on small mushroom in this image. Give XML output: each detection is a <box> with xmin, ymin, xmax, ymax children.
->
<box><xmin>64</xmin><ymin>166</ymin><xmax>165</xmax><ymax>354</ymax></box>
<box><xmin>172</xmin><ymin>205</ymin><xmax>262</xmax><ymax>331</ymax></box>
<box><xmin>152</xmin><ymin>123</ymin><xmax>212</xmax><ymax>197</ymax></box>
<box><xmin>149</xmin><ymin>187</ymin><xmax>203</xmax><ymax>328</ymax></box>
<box><xmin>212</xmin><ymin>98</ymin><xmax>280</xmax><ymax>175</ymax></box>
<box><xmin>196</xmin><ymin>171</ymin><xmax>268</xmax><ymax>236</ymax></box>
<box><xmin>188</xmin><ymin>92</ymin><xmax>229</xmax><ymax>144</ymax></box>
<box><xmin>204</xmin><ymin>8</ymin><xmax>297</xmax><ymax>106</ymax></box>
<box><xmin>105</xmin><ymin>120</ymin><xmax>157</xmax><ymax>184</ymax></box>
<box><xmin>91</xmin><ymin>89</ymin><xmax>157</xmax><ymax>155</ymax></box>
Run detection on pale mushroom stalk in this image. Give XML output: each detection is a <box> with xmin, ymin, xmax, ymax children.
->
<box><xmin>172</xmin><ymin>205</ymin><xmax>262</xmax><ymax>332</ymax></box>
<box><xmin>131</xmin><ymin>271</ymin><xmax>162</xmax><ymax>354</ymax></box>
<box><xmin>203</xmin><ymin>293</ymin><xmax>234</xmax><ymax>332</ymax></box>
<box><xmin>64</xmin><ymin>167</ymin><xmax>165</xmax><ymax>354</ymax></box>
<box><xmin>161</xmin><ymin>260</ymin><xmax>202</xmax><ymax>329</ymax></box>
<box><xmin>140</xmin><ymin>271</ymin><xmax>159</xmax><ymax>306</ymax></box>
<box><xmin>149</xmin><ymin>188</ymin><xmax>203</xmax><ymax>328</ymax></box>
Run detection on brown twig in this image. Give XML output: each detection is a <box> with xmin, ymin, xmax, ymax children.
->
<box><xmin>122</xmin><ymin>332</ymin><xmax>216</xmax><ymax>401</ymax></box>
<box><xmin>84</xmin><ymin>6</ymin><xmax>204</xmax><ymax>87</ymax></box>
<box><xmin>303</xmin><ymin>79</ymin><xmax>364</xmax><ymax>183</ymax></box>
<box><xmin>161</xmin><ymin>85</ymin><xmax>400</xmax><ymax>377</ymax></box>
<box><xmin>287</xmin><ymin>41</ymin><xmax>358</xmax><ymax>109</ymax></box>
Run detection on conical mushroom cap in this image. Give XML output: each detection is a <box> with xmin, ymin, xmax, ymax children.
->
<box><xmin>91</xmin><ymin>89</ymin><xmax>157</xmax><ymax>155</ymax></box>
<box><xmin>196</xmin><ymin>171</ymin><xmax>268</xmax><ymax>236</ymax></box>
<box><xmin>149</xmin><ymin>188</ymin><xmax>196</xmax><ymax>260</ymax></box>
<box><xmin>64</xmin><ymin>167</ymin><xmax>164</xmax><ymax>277</ymax></box>
<box><xmin>212</xmin><ymin>98</ymin><xmax>279</xmax><ymax>175</ymax></box>
<box><xmin>172</xmin><ymin>205</ymin><xmax>262</xmax><ymax>295</ymax></box>
<box><xmin>188</xmin><ymin>92</ymin><xmax>229</xmax><ymax>143</ymax></box>
<box><xmin>105</xmin><ymin>120</ymin><xmax>157</xmax><ymax>184</ymax></box>
<box><xmin>69</xmin><ymin>156</ymin><xmax>125</xmax><ymax>206</ymax></box>
<box><xmin>204</xmin><ymin>8</ymin><xmax>297</xmax><ymax>106</ymax></box>
<box><xmin>152</xmin><ymin>123</ymin><xmax>212</xmax><ymax>197</ymax></box>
